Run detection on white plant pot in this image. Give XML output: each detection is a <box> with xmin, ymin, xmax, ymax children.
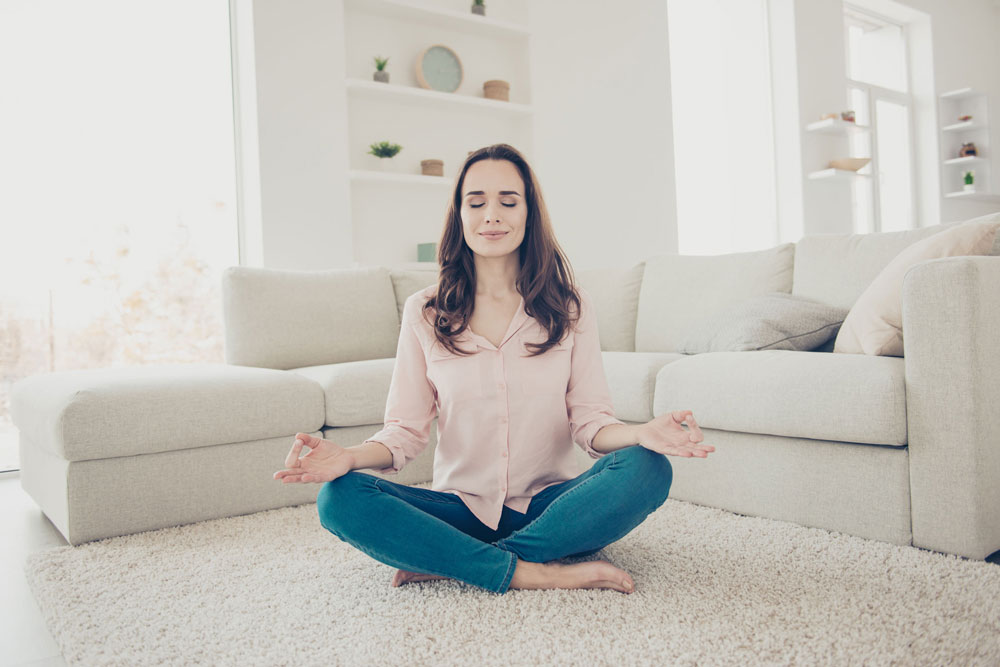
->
<box><xmin>964</xmin><ymin>183</ymin><xmax>975</xmax><ymax>192</ymax></box>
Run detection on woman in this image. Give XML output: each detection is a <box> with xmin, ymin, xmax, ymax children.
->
<box><xmin>273</xmin><ymin>143</ymin><xmax>715</xmax><ymax>595</ymax></box>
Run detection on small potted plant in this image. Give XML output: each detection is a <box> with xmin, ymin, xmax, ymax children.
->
<box><xmin>963</xmin><ymin>170</ymin><xmax>975</xmax><ymax>192</ymax></box>
<box><xmin>373</xmin><ymin>55</ymin><xmax>390</xmax><ymax>83</ymax></box>
<box><xmin>471</xmin><ymin>0</ymin><xmax>485</xmax><ymax>16</ymax></box>
<box><xmin>368</xmin><ymin>140</ymin><xmax>402</xmax><ymax>171</ymax></box>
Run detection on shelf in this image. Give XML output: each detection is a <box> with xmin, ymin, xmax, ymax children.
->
<box><xmin>350</xmin><ymin>169</ymin><xmax>453</xmax><ymax>185</ymax></box>
<box><xmin>344</xmin><ymin>0</ymin><xmax>529</xmax><ymax>39</ymax></box>
<box><xmin>942</xmin><ymin>121</ymin><xmax>985</xmax><ymax>132</ymax></box>
<box><xmin>346</xmin><ymin>78</ymin><xmax>533</xmax><ymax>115</ymax></box>
<box><xmin>940</xmin><ymin>88</ymin><xmax>986</xmax><ymax>100</ymax></box>
<box><xmin>943</xmin><ymin>190</ymin><xmax>1000</xmax><ymax>202</ymax></box>
<box><xmin>943</xmin><ymin>156</ymin><xmax>986</xmax><ymax>165</ymax></box>
<box><xmin>807</xmin><ymin>168</ymin><xmax>870</xmax><ymax>181</ymax></box>
<box><xmin>805</xmin><ymin>118</ymin><xmax>870</xmax><ymax>134</ymax></box>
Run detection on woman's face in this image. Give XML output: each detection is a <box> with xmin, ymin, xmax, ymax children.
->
<box><xmin>459</xmin><ymin>159</ymin><xmax>528</xmax><ymax>260</ymax></box>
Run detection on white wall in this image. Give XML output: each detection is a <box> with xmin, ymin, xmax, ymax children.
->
<box><xmin>234</xmin><ymin>0</ymin><xmax>1000</xmax><ymax>271</ymax></box>
<box><xmin>528</xmin><ymin>0</ymin><xmax>679</xmax><ymax>268</ymax></box>
<box><xmin>239</xmin><ymin>0</ymin><xmax>353</xmax><ymax>270</ymax></box>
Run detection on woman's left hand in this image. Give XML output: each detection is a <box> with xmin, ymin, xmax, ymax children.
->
<box><xmin>635</xmin><ymin>410</ymin><xmax>715</xmax><ymax>458</ymax></box>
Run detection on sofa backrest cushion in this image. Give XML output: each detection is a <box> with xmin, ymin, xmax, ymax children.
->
<box><xmin>389</xmin><ymin>268</ymin><xmax>440</xmax><ymax>323</ymax></box>
<box><xmin>575</xmin><ymin>263</ymin><xmax>645</xmax><ymax>352</ymax></box>
<box><xmin>634</xmin><ymin>243</ymin><xmax>795</xmax><ymax>353</ymax></box>
<box><xmin>792</xmin><ymin>219</ymin><xmax>971</xmax><ymax>309</ymax></box>
<box><xmin>222</xmin><ymin>266</ymin><xmax>401</xmax><ymax>370</ymax></box>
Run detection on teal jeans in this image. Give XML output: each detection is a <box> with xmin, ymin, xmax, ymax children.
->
<box><xmin>316</xmin><ymin>444</ymin><xmax>672</xmax><ymax>594</ymax></box>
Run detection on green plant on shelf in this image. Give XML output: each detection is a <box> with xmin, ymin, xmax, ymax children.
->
<box><xmin>964</xmin><ymin>171</ymin><xmax>975</xmax><ymax>185</ymax></box>
<box><xmin>373</xmin><ymin>55</ymin><xmax>389</xmax><ymax>71</ymax></box>
<box><xmin>473</xmin><ymin>0</ymin><xmax>485</xmax><ymax>5</ymax></box>
<box><xmin>368</xmin><ymin>141</ymin><xmax>402</xmax><ymax>159</ymax></box>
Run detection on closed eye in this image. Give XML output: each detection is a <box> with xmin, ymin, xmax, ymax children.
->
<box><xmin>471</xmin><ymin>203</ymin><xmax>516</xmax><ymax>208</ymax></box>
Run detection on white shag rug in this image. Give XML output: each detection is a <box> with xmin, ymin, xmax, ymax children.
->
<box><xmin>23</xmin><ymin>485</ymin><xmax>1000</xmax><ymax>666</ymax></box>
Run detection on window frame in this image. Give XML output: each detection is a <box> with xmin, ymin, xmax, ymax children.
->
<box><xmin>843</xmin><ymin>3</ymin><xmax>919</xmax><ymax>233</ymax></box>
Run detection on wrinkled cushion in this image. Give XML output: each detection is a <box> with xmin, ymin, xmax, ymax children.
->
<box><xmin>677</xmin><ymin>293</ymin><xmax>850</xmax><ymax>354</ymax></box>
<box><xmin>635</xmin><ymin>243</ymin><xmax>795</xmax><ymax>353</ymax></box>
<box><xmin>835</xmin><ymin>214</ymin><xmax>1000</xmax><ymax>356</ymax></box>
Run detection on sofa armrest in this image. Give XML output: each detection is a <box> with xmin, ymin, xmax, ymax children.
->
<box><xmin>902</xmin><ymin>255</ymin><xmax>1000</xmax><ymax>559</ymax></box>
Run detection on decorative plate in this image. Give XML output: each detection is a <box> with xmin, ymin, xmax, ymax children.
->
<box><xmin>416</xmin><ymin>45</ymin><xmax>463</xmax><ymax>93</ymax></box>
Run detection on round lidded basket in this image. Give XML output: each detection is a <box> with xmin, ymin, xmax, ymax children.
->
<box><xmin>421</xmin><ymin>159</ymin><xmax>444</xmax><ymax>176</ymax></box>
<box><xmin>483</xmin><ymin>80</ymin><xmax>510</xmax><ymax>101</ymax></box>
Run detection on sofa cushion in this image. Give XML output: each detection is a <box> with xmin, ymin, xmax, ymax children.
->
<box><xmin>635</xmin><ymin>243</ymin><xmax>795</xmax><ymax>353</ymax></box>
<box><xmin>9</xmin><ymin>363</ymin><xmax>326</xmax><ymax>461</ymax></box>
<box><xmin>834</xmin><ymin>215</ymin><xmax>1000</xmax><ymax>356</ymax></box>
<box><xmin>390</xmin><ymin>268</ymin><xmax>439</xmax><ymax>324</ymax></box>
<box><xmin>602</xmin><ymin>351</ymin><xmax>684</xmax><ymax>422</ymax></box>
<box><xmin>576</xmin><ymin>263</ymin><xmax>645</xmax><ymax>351</ymax></box>
<box><xmin>222</xmin><ymin>266</ymin><xmax>401</xmax><ymax>370</ymax></box>
<box><xmin>289</xmin><ymin>359</ymin><xmax>395</xmax><ymax>427</ymax></box>
<box><xmin>653</xmin><ymin>350</ymin><xmax>906</xmax><ymax>446</ymax></box>
<box><xmin>677</xmin><ymin>293</ymin><xmax>850</xmax><ymax>354</ymax></box>
<box><xmin>791</xmin><ymin>219</ymin><xmax>972</xmax><ymax>310</ymax></box>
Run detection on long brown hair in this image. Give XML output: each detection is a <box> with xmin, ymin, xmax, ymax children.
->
<box><xmin>421</xmin><ymin>144</ymin><xmax>582</xmax><ymax>358</ymax></box>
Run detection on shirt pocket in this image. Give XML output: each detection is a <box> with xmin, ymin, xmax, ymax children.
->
<box><xmin>427</xmin><ymin>343</ymin><xmax>489</xmax><ymax>402</ymax></box>
<box><xmin>518</xmin><ymin>333</ymin><xmax>574</xmax><ymax>397</ymax></box>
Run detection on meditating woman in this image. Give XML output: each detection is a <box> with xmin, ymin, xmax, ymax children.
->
<box><xmin>273</xmin><ymin>143</ymin><xmax>715</xmax><ymax>595</ymax></box>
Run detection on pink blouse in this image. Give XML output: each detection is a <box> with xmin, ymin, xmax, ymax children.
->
<box><xmin>362</xmin><ymin>283</ymin><xmax>626</xmax><ymax>531</ymax></box>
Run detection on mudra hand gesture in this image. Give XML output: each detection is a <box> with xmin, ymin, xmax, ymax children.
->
<box><xmin>273</xmin><ymin>433</ymin><xmax>354</xmax><ymax>484</ymax></box>
<box><xmin>636</xmin><ymin>410</ymin><xmax>715</xmax><ymax>458</ymax></box>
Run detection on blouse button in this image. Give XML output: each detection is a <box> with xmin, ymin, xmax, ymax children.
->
<box><xmin>498</xmin><ymin>382</ymin><xmax>506</xmax><ymax>391</ymax></box>
<box><xmin>500</xmin><ymin>414</ymin><xmax>508</xmax><ymax>423</ymax></box>
<box><xmin>501</xmin><ymin>451</ymin><xmax>508</xmax><ymax>458</ymax></box>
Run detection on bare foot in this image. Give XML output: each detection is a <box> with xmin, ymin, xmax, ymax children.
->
<box><xmin>391</xmin><ymin>568</ymin><xmax>453</xmax><ymax>587</ymax></box>
<box><xmin>510</xmin><ymin>559</ymin><xmax>634</xmax><ymax>594</ymax></box>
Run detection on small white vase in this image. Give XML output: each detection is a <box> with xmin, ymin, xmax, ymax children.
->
<box><xmin>964</xmin><ymin>183</ymin><xmax>975</xmax><ymax>192</ymax></box>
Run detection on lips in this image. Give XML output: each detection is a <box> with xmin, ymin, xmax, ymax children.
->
<box><xmin>481</xmin><ymin>232</ymin><xmax>508</xmax><ymax>237</ymax></box>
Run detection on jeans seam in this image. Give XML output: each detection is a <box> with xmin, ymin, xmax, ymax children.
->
<box><xmin>497</xmin><ymin>551</ymin><xmax>516</xmax><ymax>594</ymax></box>
<box><xmin>495</xmin><ymin>450</ymin><xmax>619</xmax><ymax>551</ymax></box>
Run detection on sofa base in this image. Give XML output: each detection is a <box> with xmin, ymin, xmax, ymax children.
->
<box><xmin>667</xmin><ymin>428</ymin><xmax>912</xmax><ymax>548</ymax></box>
<box><xmin>19</xmin><ymin>430</ymin><xmax>324</xmax><ymax>546</ymax></box>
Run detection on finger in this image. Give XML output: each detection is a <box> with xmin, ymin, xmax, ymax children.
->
<box><xmin>281</xmin><ymin>474</ymin><xmax>305</xmax><ymax>483</ymax></box>
<box><xmin>285</xmin><ymin>439</ymin><xmax>305</xmax><ymax>469</ymax></box>
<box><xmin>685</xmin><ymin>413</ymin><xmax>705</xmax><ymax>441</ymax></box>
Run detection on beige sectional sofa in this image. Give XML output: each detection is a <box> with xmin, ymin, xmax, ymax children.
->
<box><xmin>10</xmin><ymin>219</ymin><xmax>1000</xmax><ymax>561</ymax></box>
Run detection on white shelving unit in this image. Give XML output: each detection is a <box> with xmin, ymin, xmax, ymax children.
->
<box><xmin>341</xmin><ymin>0</ymin><xmax>534</xmax><ymax>265</ymax></box>
<box><xmin>804</xmin><ymin>118</ymin><xmax>872</xmax><ymax>181</ymax></box>
<box><xmin>807</xmin><ymin>168</ymin><xmax>871</xmax><ymax>182</ymax></box>
<box><xmin>937</xmin><ymin>88</ymin><xmax>999</xmax><ymax>202</ymax></box>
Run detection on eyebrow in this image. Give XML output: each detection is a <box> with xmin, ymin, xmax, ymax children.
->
<box><xmin>464</xmin><ymin>190</ymin><xmax>521</xmax><ymax>197</ymax></box>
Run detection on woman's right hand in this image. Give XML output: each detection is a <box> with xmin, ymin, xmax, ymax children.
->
<box><xmin>273</xmin><ymin>433</ymin><xmax>355</xmax><ymax>484</ymax></box>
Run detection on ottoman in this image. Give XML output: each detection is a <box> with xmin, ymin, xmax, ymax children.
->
<box><xmin>10</xmin><ymin>363</ymin><xmax>326</xmax><ymax>545</ymax></box>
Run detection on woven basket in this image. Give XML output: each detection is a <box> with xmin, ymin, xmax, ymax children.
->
<box><xmin>421</xmin><ymin>159</ymin><xmax>444</xmax><ymax>176</ymax></box>
<box><xmin>483</xmin><ymin>80</ymin><xmax>510</xmax><ymax>101</ymax></box>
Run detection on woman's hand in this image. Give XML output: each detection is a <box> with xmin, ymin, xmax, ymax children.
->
<box><xmin>635</xmin><ymin>410</ymin><xmax>715</xmax><ymax>458</ymax></box>
<box><xmin>273</xmin><ymin>433</ymin><xmax>355</xmax><ymax>484</ymax></box>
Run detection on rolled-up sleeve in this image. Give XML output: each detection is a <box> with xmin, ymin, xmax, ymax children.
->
<box><xmin>566</xmin><ymin>288</ymin><xmax>626</xmax><ymax>458</ymax></box>
<box><xmin>363</xmin><ymin>297</ymin><xmax>436</xmax><ymax>474</ymax></box>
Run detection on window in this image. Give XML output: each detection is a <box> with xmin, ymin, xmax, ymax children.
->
<box><xmin>0</xmin><ymin>1</ymin><xmax>240</xmax><ymax>472</ymax></box>
<box><xmin>844</xmin><ymin>3</ymin><xmax>916</xmax><ymax>233</ymax></box>
<box><xmin>666</xmin><ymin>0</ymin><xmax>778</xmax><ymax>255</ymax></box>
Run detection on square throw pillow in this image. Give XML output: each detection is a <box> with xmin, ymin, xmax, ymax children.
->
<box><xmin>834</xmin><ymin>215</ymin><xmax>1000</xmax><ymax>357</ymax></box>
<box><xmin>677</xmin><ymin>292</ymin><xmax>850</xmax><ymax>354</ymax></box>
